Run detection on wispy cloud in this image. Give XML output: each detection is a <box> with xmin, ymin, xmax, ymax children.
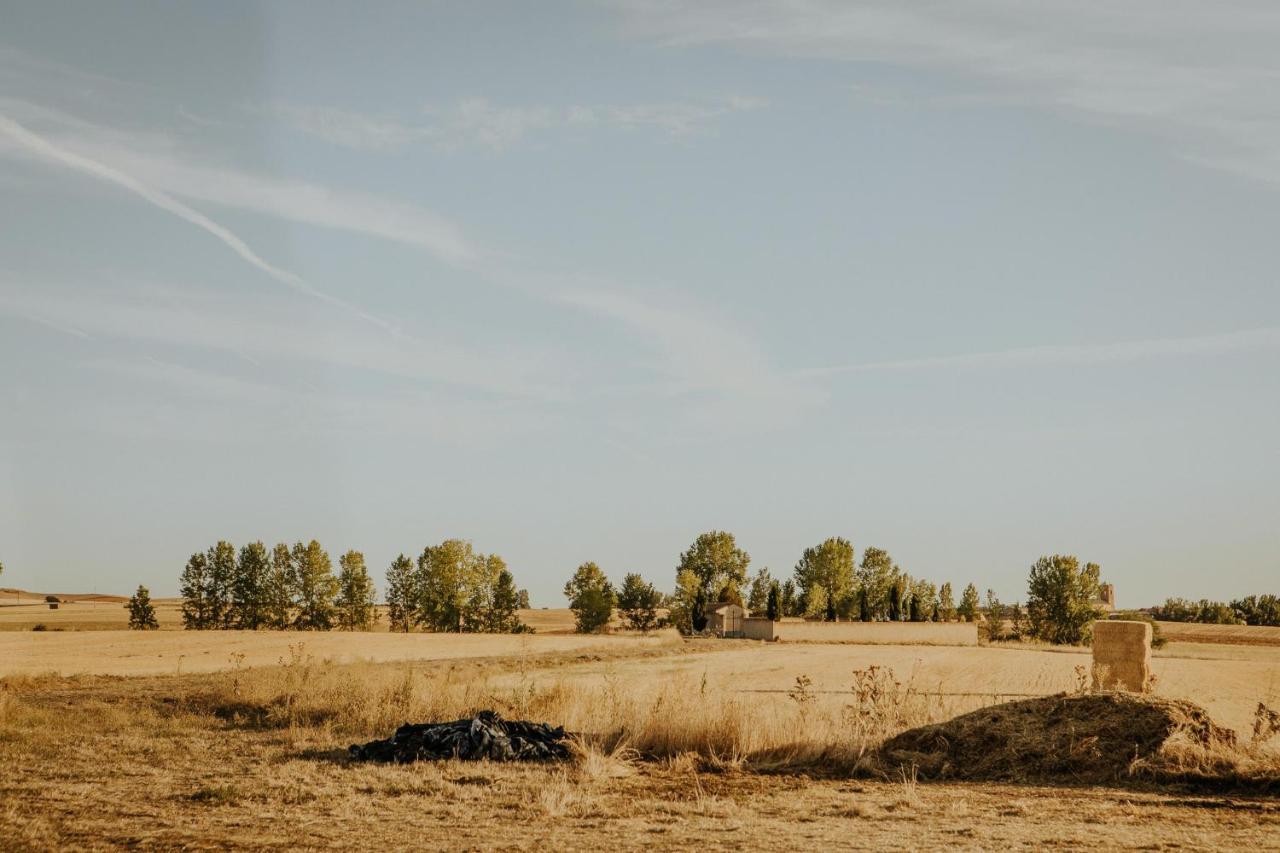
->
<box><xmin>0</xmin><ymin>111</ymin><xmax>393</xmax><ymax>329</ymax></box>
<box><xmin>0</xmin><ymin>97</ymin><xmax>478</xmax><ymax>268</ymax></box>
<box><xmin>616</xmin><ymin>0</ymin><xmax>1280</xmax><ymax>186</ymax></box>
<box><xmin>264</xmin><ymin>94</ymin><xmax>767</xmax><ymax>152</ymax></box>
<box><xmin>0</xmin><ymin>280</ymin><xmax>568</xmax><ymax>400</ymax></box>
<box><xmin>798</xmin><ymin>327</ymin><xmax>1280</xmax><ymax>377</ymax></box>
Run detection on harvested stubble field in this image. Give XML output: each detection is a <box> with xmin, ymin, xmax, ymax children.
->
<box><xmin>2</xmin><ymin>630</ymin><xmax>1279</xmax><ymax>850</ymax></box>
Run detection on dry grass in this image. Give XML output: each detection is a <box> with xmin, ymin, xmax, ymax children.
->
<box><xmin>2</xmin><ymin>642</ymin><xmax>1280</xmax><ymax>850</ymax></box>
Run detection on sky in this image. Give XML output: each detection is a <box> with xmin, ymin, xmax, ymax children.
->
<box><xmin>1</xmin><ymin>1</ymin><xmax>1278</xmax><ymax>608</ymax></box>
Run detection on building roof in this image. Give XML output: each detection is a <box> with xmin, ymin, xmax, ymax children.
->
<box><xmin>707</xmin><ymin>602</ymin><xmax>746</xmax><ymax>614</ymax></box>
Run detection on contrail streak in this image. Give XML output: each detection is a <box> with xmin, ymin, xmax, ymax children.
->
<box><xmin>0</xmin><ymin>112</ymin><xmax>395</xmax><ymax>333</ymax></box>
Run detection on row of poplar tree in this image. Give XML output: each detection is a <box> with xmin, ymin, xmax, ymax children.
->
<box><xmin>553</xmin><ymin>531</ymin><xmax>994</xmax><ymax>635</ymax></box>
<box><xmin>179</xmin><ymin>539</ymin><xmax>531</xmax><ymax>633</ymax></box>
<box><xmin>659</xmin><ymin>531</ymin><xmax>989</xmax><ymax>633</ymax></box>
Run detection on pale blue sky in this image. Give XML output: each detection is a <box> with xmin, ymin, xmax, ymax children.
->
<box><xmin>2</xmin><ymin>1</ymin><xmax>1278</xmax><ymax>607</ymax></box>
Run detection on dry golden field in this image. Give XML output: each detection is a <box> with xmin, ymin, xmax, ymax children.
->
<box><xmin>3</xmin><ymin>598</ymin><xmax>1279</xmax><ymax>850</ymax></box>
<box><xmin>1</xmin><ymin>635</ymin><xmax>1278</xmax><ymax>850</ymax></box>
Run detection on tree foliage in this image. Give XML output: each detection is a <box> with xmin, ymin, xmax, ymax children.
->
<box><xmin>336</xmin><ymin>550</ymin><xmax>376</xmax><ymax>631</ymax></box>
<box><xmin>206</xmin><ymin>540</ymin><xmax>237</xmax><ymax>629</ymax></box>
<box><xmin>266</xmin><ymin>543</ymin><xmax>296</xmax><ymax>630</ymax></box>
<box><xmin>482</xmin><ymin>567</ymin><xmax>526</xmax><ymax>633</ymax></box>
<box><xmin>957</xmin><ymin>583</ymin><xmax>980</xmax><ymax>623</ymax></box>
<box><xmin>857</xmin><ymin>547</ymin><xmax>896</xmax><ymax>620</ymax></box>
<box><xmin>292</xmin><ymin>540</ymin><xmax>339</xmax><ymax>631</ymax></box>
<box><xmin>746</xmin><ymin>567</ymin><xmax>773</xmax><ymax>616</ymax></box>
<box><xmin>1025</xmin><ymin>554</ymin><xmax>1103</xmax><ymax>645</ymax></box>
<box><xmin>937</xmin><ymin>582</ymin><xmax>957</xmax><ymax>621</ymax></box>
<box><xmin>1151</xmin><ymin>595</ymin><xmax>1280</xmax><ymax>627</ymax></box>
<box><xmin>793</xmin><ymin>537</ymin><xmax>855</xmax><ymax>620</ymax></box>
<box><xmin>766</xmin><ymin>581</ymin><xmax>781</xmax><ymax>620</ymax></box>
<box><xmin>385</xmin><ymin>554</ymin><xmax>417</xmax><ymax>633</ymax></box>
<box><xmin>677</xmin><ymin>531</ymin><xmax>750</xmax><ymax>602</ymax></box>
<box><xmin>179</xmin><ymin>552</ymin><xmax>211</xmax><ymax>629</ymax></box>
<box><xmin>617</xmin><ymin>573</ymin><xmax>661</xmax><ymax>632</ymax></box>
<box><xmin>125</xmin><ymin>585</ymin><xmax>158</xmax><ymax>630</ymax></box>
<box><xmin>414</xmin><ymin>540</ymin><xmax>527</xmax><ymax>633</ymax></box>
<box><xmin>564</xmin><ymin>562</ymin><xmax>615</xmax><ymax>634</ymax></box>
<box><xmin>176</xmin><ymin>537</ymin><xmax>528</xmax><ymax>634</ymax></box>
<box><xmin>232</xmin><ymin>541</ymin><xmax>271</xmax><ymax>630</ymax></box>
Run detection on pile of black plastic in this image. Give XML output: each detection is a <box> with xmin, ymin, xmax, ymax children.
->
<box><xmin>349</xmin><ymin>711</ymin><xmax>571</xmax><ymax>763</ymax></box>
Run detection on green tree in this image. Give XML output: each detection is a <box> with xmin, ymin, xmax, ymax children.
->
<box><xmin>857</xmin><ymin>547</ymin><xmax>896</xmax><ymax>620</ymax></box>
<box><xmin>416</xmin><ymin>539</ymin><xmax>477</xmax><ymax>632</ymax></box>
<box><xmin>336</xmin><ymin>550</ymin><xmax>376</xmax><ymax>631</ymax></box>
<box><xmin>125</xmin><ymin>584</ymin><xmax>158</xmax><ymax>630</ymax></box>
<box><xmin>291</xmin><ymin>540</ymin><xmax>338</xmax><ymax>630</ymax></box>
<box><xmin>385</xmin><ymin>554</ymin><xmax>416</xmax><ymax>633</ymax></box>
<box><xmin>231</xmin><ymin>541</ymin><xmax>271</xmax><ymax>630</ymax></box>
<box><xmin>265</xmin><ymin>542</ymin><xmax>296</xmax><ymax>630</ymax></box>
<box><xmin>179</xmin><ymin>552</ymin><xmax>211</xmax><ymax>630</ymax></box>
<box><xmin>486</xmin><ymin>567</ymin><xmax>527</xmax><ymax>633</ymax></box>
<box><xmin>691</xmin><ymin>586</ymin><xmax>708</xmax><ymax>632</ymax></box>
<box><xmin>958</xmin><ymin>583</ymin><xmax>980</xmax><ymax>622</ymax></box>
<box><xmin>206</xmin><ymin>540</ymin><xmax>237</xmax><ymax>629</ymax></box>
<box><xmin>617</xmin><ymin>573</ymin><xmax>661</xmax><ymax>632</ymax></box>
<box><xmin>983</xmin><ymin>589</ymin><xmax>1004</xmax><ymax>640</ymax></box>
<box><xmin>766</xmin><ymin>581</ymin><xmax>781</xmax><ymax>620</ymax></box>
<box><xmin>667</xmin><ymin>569</ymin><xmax>702</xmax><ymax>634</ymax></box>
<box><xmin>677</xmin><ymin>531</ymin><xmax>750</xmax><ymax>604</ymax></box>
<box><xmin>858</xmin><ymin>586</ymin><xmax>871</xmax><ymax>621</ymax></box>
<box><xmin>746</xmin><ymin>566</ymin><xmax>773</xmax><ymax>616</ymax></box>
<box><xmin>1025</xmin><ymin>555</ymin><xmax>1103</xmax><ymax>645</ymax></box>
<box><xmin>516</xmin><ymin>589</ymin><xmax>531</xmax><ymax>610</ymax></box>
<box><xmin>564</xmin><ymin>562</ymin><xmax>615</xmax><ymax>633</ymax></box>
<box><xmin>912</xmin><ymin>579</ymin><xmax>937</xmax><ymax>622</ymax></box>
<box><xmin>793</xmin><ymin>537</ymin><xmax>855</xmax><ymax>620</ymax></box>
<box><xmin>717</xmin><ymin>583</ymin><xmax>744</xmax><ymax>606</ymax></box>
<box><xmin>937</xmin><ymin>582</ymin><xmax>957</xmax><ymax>621</ymax></box>
<box><xmin>461</xmin><ymin>553</ymin><xmax>504</xmax><ymax>633</ymax></box>
<box><xmin>780</xmin><ymin>579</ymin><xmax>798</xmax><ymax>617</ymax></box>
<box><xmin>887</xmin><ymin>577</ymin><xmax>903</xmax><ymax>621</ymax></box>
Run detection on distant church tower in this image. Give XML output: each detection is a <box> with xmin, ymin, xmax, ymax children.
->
<box><xmin>1098</xmin><ymin>583</ymin><xmax>1116</xmax><ymax>611</ymax></box>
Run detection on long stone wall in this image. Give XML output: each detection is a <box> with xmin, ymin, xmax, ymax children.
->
<box><xmin>741</xmin><ymin>618</ymin><xmax>977</xmax><ymax>646</ymax></box>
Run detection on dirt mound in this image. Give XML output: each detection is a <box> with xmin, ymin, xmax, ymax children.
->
<box><xmin>880</xmin><ymin>693</ymin><xmax>1237</xmax><ymax>785</ymax></box>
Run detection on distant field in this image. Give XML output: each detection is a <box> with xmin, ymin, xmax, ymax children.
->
<box><xmin>0</xmin><ymin>627</ymin><xmax>678</xmax><ymax>678</ymax></box>
<box><xmin>0</xmin><ymin>589</ymin><xmax>581</xmax><ymax>634</ymax></box>
<box><xmin>1155</xmin><ymin>620</ymin><xmax>1280</xmax><ymax>646</ymax></box>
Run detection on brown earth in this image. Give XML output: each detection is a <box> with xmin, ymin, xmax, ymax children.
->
<box><xmin>881</xmin><ymin>693</ymin><xmax>1254</xmax><ymax>786</ymax></box>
